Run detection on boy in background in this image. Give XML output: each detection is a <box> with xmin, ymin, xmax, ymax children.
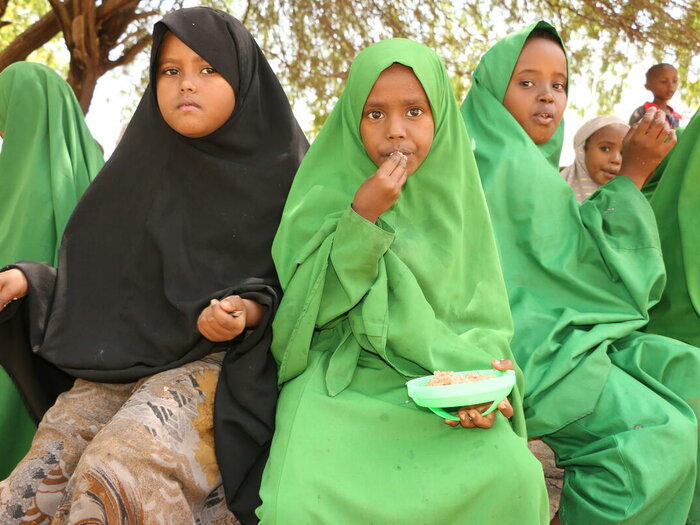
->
<box><xmin>629</xmin><ymin>63</ymin><xmax>682</xmax><ymax>128</ymax></box>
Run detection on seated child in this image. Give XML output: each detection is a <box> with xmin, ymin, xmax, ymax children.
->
<box><xmin>0</xmin><ymin>62</ymin><xmax>104</xmax><ymax>478</ymax></box>
<box><xmin>0</xmin><ymin>7</ymin><xmax>307</xmax><ymax>524</ymax></box>
<box><xmin>461</xmin><ymin>21</ymin><xmax>700</xmax><ymax>525</ymax></box>
<box><xmin>629</xmin><ymin>63</ymin><xmax>682</xmax><ymax>128</ymax></box>
<box><xmin>645</xmin><ymin>108</ymin><xmax>700</xmax><ymax>347</ymax></box>
<box><xmin>256</xmin><ymin>38</ymin><xmax>549</xmax><ymax>524</ymax></box>
<box><xmin>560</xmin><ymin>115</ymin><xmax>628</xmax><ymax>202</ymax></box>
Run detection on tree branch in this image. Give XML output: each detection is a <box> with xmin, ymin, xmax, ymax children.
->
<box><xmin>0</xmin><ymin>6</ymin><xmax>63</xmax><ymax>70</ymax></box>
<box><xmin>47</xmin><ymin>0</ymin><xmax>71</xmax><ymax>34</ymax></box>
<box><xmin>0</xmin><ymin>0</ymin><xmax>9</xmax><ymax>21</ymax></box>
<box><xmin>106</xmin><ymin>34</ymin><xmax>150</xmax><ymax>69</ymax></box>
<box><xmin>96</xmin><ymin>0</ymin><xmax>140</xmax><ymax>24</ymax></box>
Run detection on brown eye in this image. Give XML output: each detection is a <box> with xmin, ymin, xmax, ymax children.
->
<box><xmin>407</xmin><ymin>107</ymin><xmax>424</xmax><ymax>117</ymax></box>
<box><xmin>161</xmin><ymin>67</ymin><xmax>179</xmax><ymax>76</ymax></box>
<box><xmin>367</xmin><ymin>110</ymin><xmax>383</xmax><ymax>120</ymax></box>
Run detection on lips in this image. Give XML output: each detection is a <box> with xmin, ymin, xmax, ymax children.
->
<box><xmin>381</xmin><ymin>147</ymin><xmax>414</xmax><ymax>157</ymax></box>
<box><xmin>533</xmin><ymin>111</ymin><xmax>554</xmax><ymax>125</ymax></box>
<box><xmin>178</xmin><ymin>100</ymin><xmax>201</xmax><ymax>111</ymax></box>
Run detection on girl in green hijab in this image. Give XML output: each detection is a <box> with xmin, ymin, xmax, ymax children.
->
<box><xmin>461</xmin><ymin>22</ymin><xmax>700</xmax><ymax>525</ymax></box>
<box><xmin>0</xmin><ymin>62</ymin><xmax>103</xmax><ymax>477</ymax></box>
<box><xmin>645</xmin><ymin>109</ymin><xmax>700</xmax><ymax>347</ymax></box>
<box><xmin>257</xmin><ymin>39</ymin><xmax>549</xmax><ymax>524</ymax></box>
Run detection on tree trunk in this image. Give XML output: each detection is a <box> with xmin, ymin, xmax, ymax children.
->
<box><xmin>67</xmin><ymin>58</ymin><xmax>101</xmax><ymax>113</ymax></box>
<box><xmin>1</xmin><ymin>0</ymin><xmax>150</xmax><ymax>114</ymax></box>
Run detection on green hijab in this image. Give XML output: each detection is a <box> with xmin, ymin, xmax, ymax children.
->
<box><xmin>461</xmin><ymin>22</ymin><xmax>666</xmax><ymax>436</ymax></box>
<box><xmin>0</xmin><ymin>62</ymin><xmax>102</xmax><ymax>477</ymax></box>
<box><xmin>645</xmin><ymin>109</ymin><xmax>700</xmax><ymax>345</ymax></box>
<box><xmin>0</xmin><ymin>62</ymin><xmax>103</xmax><ymax>267</ymax></box>
<box><xmin>271</xmin><ymin>39</ymin><xmax>526</xmax><ymax>432</ymax></box>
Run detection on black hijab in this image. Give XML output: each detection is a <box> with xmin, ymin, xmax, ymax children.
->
<box><xmin>2</xmin><ymin>7</ymin><xmax>308</xmax><ymax>523</ymax></box>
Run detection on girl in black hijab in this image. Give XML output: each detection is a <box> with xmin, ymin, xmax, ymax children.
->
<box><xmin>0</xmin><ymin>7</ymin><xmax>307</xmax><ymax>524</ymax></box>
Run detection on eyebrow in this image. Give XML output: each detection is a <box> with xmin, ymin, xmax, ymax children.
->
<box><xmin>158</xmin><ymin>56</ymin><xmax>209</xmax><ymax>65</ymax></box>
<box><xmin>514</xmin><ymin>68</ymin><xmax>567</xmax><ymax>79</ymax></box>
<box><xmin>363</xmin><ymin>97</ymin><xmax>428</xmax><ymax>107</ymax></box>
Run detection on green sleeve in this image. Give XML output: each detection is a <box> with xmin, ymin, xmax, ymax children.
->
<box><xmin>316</xmin><ymin>206</ymin><xmax>394</xmax><ymax>327</ymax></box>
<box><xmin>580</xmin><ymin>175</ymin><xmax>665</xmax><ymax>313</ymax></box>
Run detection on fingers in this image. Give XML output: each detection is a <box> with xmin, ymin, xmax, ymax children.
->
<box><xmin>0</xmin><ymin>269</ymin><xmax>28</xmax><ymax>311</ymax></box>
<box><xmin>498</xmin><ymin>398</ymin><xmax>514</xmax><ymax>419</ymax></box>
<box><xmin>396</xmin><ymin>160</ymin><xmax>409</xmax><ymax>187</ymax></box>
<box><xmin>386</xmin><ymin>152</ymin><xmax>408</xmax><ymax>188</ymax></box>
<box><xmin>452</xmin><ymin>398</ymin><xmax>513</xmax><ymax>429</ymax></box>
<box><xmin>216</xmin><ymin>295</ymin><xmax>244</xmax><ymax>319</ymax></box>
<box><xmin>457</xmin><ymin>407</ymin><xmax>476</xmax><ymax>428</ymax></box>
<box><xmin>197</xmin><ymin>297</ymin><xmax>246</xmax><ymax>342</ymax></box>
<box><xmin>377</xmin><ymin>151</ymin><xmax>406</xmax><ymax>178</ymax></box>
<box><xmin>468</xmin><ymin>409</ymin><xmax>496</xmax><ymax>429</ymax></box>
<box><xmin>0</xmin><ymin>282</ymin><xmax>13</xmax><ymax>311</ymax></box>
<box><xmin>634</xmin><ymin>107</ymin><xmax>657</xmax><ymax>137</ymax></box>
<box><xmin>666</xmin><ymin>128</ymin><xmax>678</xmax><ymax>147</ymax></box>
<box><xmin>351</xmin><ymin>152</ymin><xmax>408</xmax><ymax>223</ymax></box>
<box><xmin>0</xmin><ymin>296</ymin><xmax>16</xmax><ymax>312</ymax></box>
<box><xmin>457</xmin><ymin>405</ymin><xmax>495</xmax><ymax>429</ymax></box>
<box><xmin>491</xmin><ymin>359</ymin><xmax>514</xmax><ymax>372</ymax></box>
<box><xmin>648</xmin><ymin>108</ymin><xmax>670</xmax><ymax>141</ymax></box>
<box><xmin>220</xmin><ymin>295</ymin><xmax>244</xmax><ymax>310</ymax></box>
<box><xmin>636</xmin><ymin>108</ymin><xmax>673</xmax><ymax>144</ymax></box>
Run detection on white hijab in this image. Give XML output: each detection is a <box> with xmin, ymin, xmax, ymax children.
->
<box><xmin>561</xmin><ymin>115</ymin><xmax>629</xmax><ymax>202</ymax></box>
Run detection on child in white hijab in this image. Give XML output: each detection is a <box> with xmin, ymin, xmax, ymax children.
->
<box><xmin>561</xmin><ymin>115</ymin><xmax>629</xmax><ymax>202</ymax></box>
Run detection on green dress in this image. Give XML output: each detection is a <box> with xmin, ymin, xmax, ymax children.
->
<box><xmin>461</xmin><ymin>21</ymin><xmax>700</xmax><ymax>525</ymax></box>
<box><xmin>257</xmin><ymin>39</ymin><xmax>548</xmax><ymax>524</ymax></box>
<box><xmin>644</xmin><ymin>109</ymin><xmax>700</xmax><ymax>346</ymax></box>
<box><xmin>0</xmin><ymin>62</ymin><xmax>103</xmax><ymax>478</ymax></box>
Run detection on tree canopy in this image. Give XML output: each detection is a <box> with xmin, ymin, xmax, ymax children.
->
<box><xmin>1</xmin><ymin>0</ymin><xmax>698</xmax><ymax>129</ymax></box>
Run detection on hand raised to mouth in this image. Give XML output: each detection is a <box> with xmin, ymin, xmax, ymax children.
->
<box><xmin>351</xmin><ymin>151</ymin><xmax>408</xmax><ymax>223</ymax></box>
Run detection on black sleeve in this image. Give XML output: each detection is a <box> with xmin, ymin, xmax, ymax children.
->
<box><xmin>0</xmin><ymin>262</ymin><xmax>74</xmax><ymax>422</ymax></box>
<box><xmin>213</xmin><ymin>280</ymin><xmax>281</xmax><ymax>524</ymax></box>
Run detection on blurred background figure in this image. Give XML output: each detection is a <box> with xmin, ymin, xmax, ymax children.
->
<box><xmin>0</xmin><ymin>61</ymin><xmax>103</xmax><ymax>478</ymax></box>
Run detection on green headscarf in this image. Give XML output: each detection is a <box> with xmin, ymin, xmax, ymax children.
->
<box><xmin>0</xmin><ymin>62</ymin><xmax>103</xmax><ymax>478</ymax></box>
<box><xmin>0</xmin><ymin>62</ymin><xmax>103</xmax><ymax>267</ymax></box>
<box><xmin>645</xmin><ymin>109</ymin><xmax>700</xmax><ymax>345</ymax></box>
<box><xmin>461</xmin><ymin>22</ymin><xmax>667</xmax><ymax>436</ymax></box>
<box><xmin>271</xmin><ymin>38</ymin><xmax>525</xmax><ymax>431</ymax></box>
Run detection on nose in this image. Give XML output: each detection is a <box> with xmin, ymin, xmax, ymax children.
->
<box><xmin>179</xmin><ymin>75</ymin><xmax>196</xmax><ymax>94</ymax></box>
<box><xmin>386</xmin><ymin>115</ymin><xmax>406</xmax><ymax>140</ymax></box>
<box><xmin>537</xmin><ymin>86</ymin><xmax>554</xmax><ymax>103</ymax></box>
<box><xmin>611</xmin><ymin>150</ymin><xmax>622</xmax><ymax>165</ymax></box>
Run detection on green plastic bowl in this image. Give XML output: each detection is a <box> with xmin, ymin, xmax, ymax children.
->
<box><xmin>406</xmin><ymin>369</ymin><xmax>515</xmax><ymax>421</ymax></box>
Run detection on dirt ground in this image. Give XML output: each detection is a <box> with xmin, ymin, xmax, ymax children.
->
<box><xmin>528</xmin><ymin>439</ymin><xmax>564</xmax><ymax>520</ymax></box>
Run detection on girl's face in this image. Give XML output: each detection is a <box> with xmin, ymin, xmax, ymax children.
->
<box><xmin>584</xmin><ymin>123</ymin><xmax>627</xmax><ymax>185</ymax></box>
<box><xmin>156</xmin><ymin>33</ymin><xmax>236</xmax><ymax>138</ymax></box>
<box><xmin>503</xmin><ymin>37</ymin><xmax>567</xmax><ymax>145</ymax></box>
<box><xmin>360</xmin><ymin>64</ymin><xmax>434</xmax><ymax>176</ymax></box>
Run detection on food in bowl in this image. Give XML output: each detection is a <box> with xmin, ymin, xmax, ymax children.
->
<box><xmin>427</xmin><ymin>370</ymin><xmax>496</xmax><ymax>386</ymax></box>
